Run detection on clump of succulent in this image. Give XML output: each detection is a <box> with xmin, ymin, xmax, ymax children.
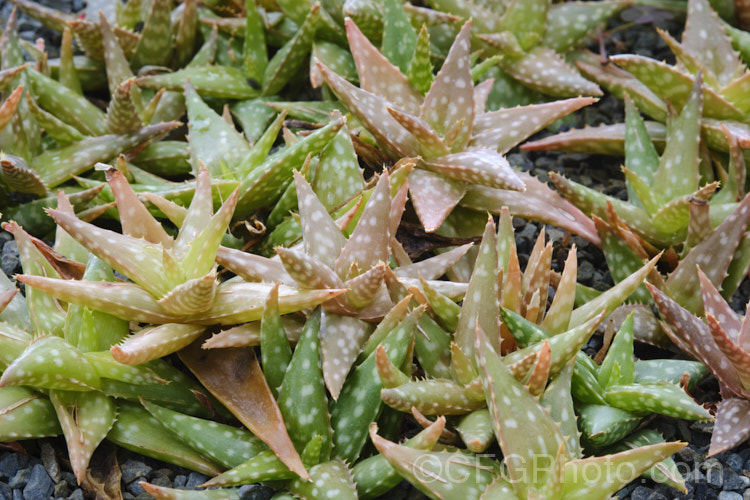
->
<box><xmin>318</xmin><ymin>16</ymin><xmax>599</xmax><ymax>235</ymax></box>
<box><xmin>369</xmin><ymin>326</ymin><xmax>687</xmax><ymax>500</ymax></box>
<box><xmin>526</xmin><ymin>0</ymin><xmax>750</xmax><ymax>159</ymax></box>
<box><xmin>650</xmin><ymin>269</ymin><xmax>750</xmax><ymax>456</ymax></box>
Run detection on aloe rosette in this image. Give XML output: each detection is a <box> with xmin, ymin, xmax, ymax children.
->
<box><xmin>318</xmin><ymin>16</ymin><xmax>600</xmax><ymax>240</ymax></box>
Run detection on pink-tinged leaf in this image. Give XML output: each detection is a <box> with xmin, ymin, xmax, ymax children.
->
<box><xmin>699</xmin><ymin>268</ymin><xmax>741</xmax><ymax>340</ymax></box>
<box><xmin>463</xmin><ymin>172</ymin><xmax>601</xmax><ymax>245</ymax></box>
<box><xmin>502</xmin><ymin>46</ymin><xmax>602</xmax><ymax>98</ymax></box>
<box><xmin>0</xmin><ymin>289</ymin><xmax>18</xmax><ymax>316</ymax></box>
<box><xmin>376</xmin><ymin>344</ymin><xmax>411</xmax><ymax>388</ymax></box>
<box><xmin>0</xmin><ymin>86</ymin><xmax>23</xmax><ymax>134</ymax></box>
<box><xmin>475</xmin><ymin>325</ymin><xmax>563</xmax><ymax>497</ymax></box>
<box><xmin>542</xmin><ymin>246</ymin><xmax>576</xmax><ymax>334</ymax></box>
<box><xmin>525</xmin><ymin>340</ymin><xmax>551</xmax><ymax>398</ymax></box>
<box><xmin>424</xmin><ymin>149</ymin><xmax>524</xmax><ymax>191</ymax></box>
<box><xmin>562</xmin><ymin>442</ymin><xmax>686</xmax><ymax>500</ymax></box>
<box><xmin>421</xmin><ymin>21</ymin><xmax>474</xmax><ymax>151</ymax></box>
<box><xmin>179</xmin><ymin>341</ymin><xmax>309</xmax><ymax>480</ymax></box>
<box><xmin>522</xmin><ymin>121</ymin><xmax>666</xmax><ymax>156</ymax></box>
<box><xmin>45</xmin><ymin>209</ymin><xmax>170</xmax><ymax>297</ymax></box>
<box><xmin>471</xmin><ymin>97</ymin><xmax>597</xmax><ymax>154</ymax></box>
<box><xmin>4</xmin><ymin>221</ymin><xmax>65</xmax><ymax>335</ymax></box>
<box><xmin>456</xmin><ymin>218</ymin><xmax>500</xmax><ymax>357</ymax></box>
<box><xmin>648</xmin><ymin>283</ymin><xmax>745</xmax><ymax>396</ymax></box>
<box><xmin>523</xmin><ymin>241</ymin><xmax>553</xmax><ymax>324</ymax></box>
<box><xmin>345</xmin><ymin>18</ymin><xmax>421</xmax><ymax>115</ymax></box>
<box><xmin>652</xmin><ymin>73</ymin><xmax>703</xmax><ymax>200</ymax></box>
<box><xmin>295</xmin><ymin>170</ymin><xmax>346</xmax><ymax>268</ymax></box>
<box><xmin>612</xmin><ymin>55</ymin><xmax>743</xmax><ymax>120</ymax></box>
<box><xmin>473</xmin><ymin>79</ymin><xmax>494</xmax><ymax>116</ymax></box>
<box><xmin>335</xmin><ymin>172</ymin><xmax>391</xmax><ymax>279</ymax></box>
<box><xmin>50</xmin><ymin>390</ymin><xmax>115</xmax><ymax>483</ymax></box>
<box><xmin>321</xmin><ymin>312</ymin><xmax>373</xmax><ymax>400</ymax></box>
<box><xmin>193</xmin><ymin>282</ymin><xmax>347</xmax><ymax>325</ymax></box>
<box><xmin>407</xmin><ymin>169</ymin><xmax>466</xmax><ymax>232</ymax></box>
<box><xmin>203</xmin><ymin>320</ymin><xmax>303</xmax><ymax>349</ymax></box>
<box><xmin>706</xmin><ymin>313</ymin><xmax>750</xmax><ymax>391</ymax></box>
<box><xmin>111</xmin><ymin>324</ymin><xmax>206</xmax><ymax>365</ymax></box>
<box><xmin>173</xmin><ymin>168</ymin><xmax>213</xmax><ymax>256</ymax></box>
<box><xmin>106</xmin><ymin>169</ymin><xmax>171</xmax><ymax>245</ymax></box>
<box><xmin>709</xmin><ymin>398</ymin><xmax>750</xmax><ymax>456</ymax></box>
<box><xmin>277</xmin><ymin>247</ymin><xmax>345</xmax><ymax>290</ymax></box>
<box><xmin>343</xmin><ymin>263</ymin><xmax>387</xmax><ymax>310</ymax></box>
<box><xmin>396</xmin><ymin>243</ymin><xmax>473</xmax><ymax>280</ymax></box>
<box><xmin>682</xmin><ymin>0</ymin><xmax>742</xmax><ymax>87</ymax></box>
<box><xmin>386</xmin><ymin>107</ymin><xmax>449</xmax><ymax>159</ymax></box>
<box><xmin>389</xmin><ymin>181</ymin><xmax>409</xmax><ymax>241</ymax></box>
<box><xmin>215</xmin><ymin>247</ymin><xmax>292</xmax><ymax>284</ymax></box>
<box><xmin>668</xmin><ymin>192</ymin><xmax>750</xmax><ymax>313</ymax></box>
<box><xmin>317</xmin><ymin>62</ymin><xmax>419</xmax><ymax>158</ymax></box>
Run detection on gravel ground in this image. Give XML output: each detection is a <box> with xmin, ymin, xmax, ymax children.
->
<box><xmin>1</xmin><ymin>2</ymin><xmax>750</xmax><ymax>499</ymax></box>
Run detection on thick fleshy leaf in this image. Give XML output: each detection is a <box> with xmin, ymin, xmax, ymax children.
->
<box><xmin>578</xmin><ymin>403</ymin><xmax>641</xmax><ymax>448</ymax></box>
<box><xmin>612</xmin><ymin>55</ymin><xmax>743</xmax><ymax>120</ymax></box>
<box><xmin>424</xmin><ymin>149</ymin><xmax>524</xmax><ymax>191</ymax></box>
<box><xmin>295</xmin><ymin>170</ymin><xmax>347</xmax><ymax>268</ymax></box>
<box><xmin>463</xmin><ymin>172</ymin><xmax>600</xmax><ymax>245</ymax></box>
<box><xmin>136</xmin><ymin>66</ymin><xmax>258</xmax><ymax>99</ymax></box>
<box><xmin>0</xmin><ymin>336</ymin><xmax>100</xmax><ymax>391</ymax></box>
<box><xmin>33</xmin><ymin>122</ymin><xmax>179</xmax><ymax>187</ymax></box>
<box><xmin>278</xmin><ymin>310</ymin><xmax>332</xmax><ymax>460</ymax></box>
<box><xmin>500</xmin><ymin>46</ymin><xmax>602</xmax><ymax>98</ymax></box>
<box><xmin>0</xmin><ymin>386</ymin><xmax>61</xmax><ymax>440</ymax></box>
<box><xmin>369</xmin><ymin>424</ymin><xmax>498</xmax><ymax>500</ymax></box>
<box><xmin>107</xmin><ymin>401</ymin><xmax>222</xmax><ymax>476</ymax></box>
<box><xmin>605</xmin><ymin>382</ymin><xmax>712</xmax><ymax>419</ymax></box>
<box><xmin>186</xmin><ymin>83</ymin><xmax>250</xmax><ymax>177</ymax></box>
<box><xmin>335</xmin><ymin>172</ymin><xmax>391</xmax><ymax>279</ymax></box>
<box><xmin>408</xmin><ymin>168</ymin><xmax>467</xmax><ymax>232</ymax></box>
<box><xmin>142</xmin><ymin>400</ymin><xmax>266</xmax><ymax>469</ymax></box>
<box><xmin>598</xmin><ymin>313</ymin><xmax>635</xmax><ymax>390</ymax></box>
<box><xmin>287</xmin><ymin>459</ymin><xmax>358</xmax><ymax>499</ymax></box>
<box><xmin>234</xmin><ymin>114</ymin><xmax>345</xmax><ymax>218</ymax></box>
<box><xmin>421</xmin><ymin>21</ymin><xmax>474</xmax><ymax>150</ymax></box>
<box><xmin>111</xmin><ymin>324</ymin><xmax>206</xmax><ymax>365</ymax></box>
<box><xmin>561</xmin><ymin>442</ymin><xmax>686</xmax><ymax>500</ymax></box>
<box><xmin>352</xmin><ymin>416</ymin><xmax>444</xmax><ymax>499</ymax></box>
<box><xmin>330</xmin><ymin>307</ymin><xmax>416</xmax><ymax>463</ymax></box>
<box><xmin>346</xmin><ymin>18</ymin><xmax>421</xmax><ymax>115</ymax></box>
<box><xmin>50</xmin><ymin>390</ymin><xmax>115</xmax><ymax>482</ymax></box>
<box><xmin>476</xmin><ymin>325</ymin><xmax>564</xmax><ymax>498</ymax></box>
<box><xmin>667</xmin><ymin>192</ymin><xmax>750</xmax><ymax>313</ymax></box>
<box><xmin>179</xmin><ymin>340</ymin><xmax>309</xmax><ymax>479</ymax></box>
<box><xmin>455</xmin><ymin>218</ymin><xmax>500</xmax><ymax>358</ymax></box>
<box><xmin>382</xmin><ymin>378</ymin><xmax>485</xmax><ymax>415</ymax></box>
<box><xmin>709</xmin><ymin>398</ymin><xmax>750</xmax><ymax>455</ymax></box>
<box><xmin>683</xmin><ymin>0</ymin><xmax>742</xmax><ymax>87</ymax></box>
<box><xmin>471</xmin><ymin>97</ymin><xmax>596</xmax><ymax>154</ymax></box>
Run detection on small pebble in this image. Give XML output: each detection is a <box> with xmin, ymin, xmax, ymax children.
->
<box><xmin>185</xmin><ymin>472</ymin><xmax>209</xmax><ymax>489</ymax></box>
<box><xmin>23</xmin><ymin>464</ymin><xmax>54</xmax><ymax>500</ymax></box>
<box><xmin>719</xmin><ymin>492</ymin><xmax>743</xmax><ymax>500</ymax></box>
<box><xmin>120</xmin><ymin>459</ymin><xmax>152</xmax><ymax>484</ymax></box>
